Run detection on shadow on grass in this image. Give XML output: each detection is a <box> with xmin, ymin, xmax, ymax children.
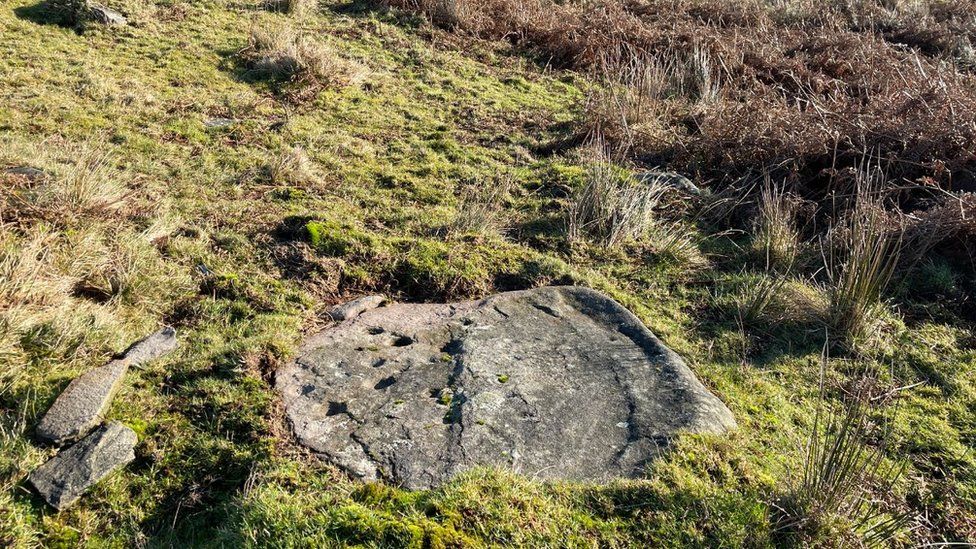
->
<box><xmin>13</xmin><ymin>1</ymin><xmax>73</xmax><ymax>27</ymax></box>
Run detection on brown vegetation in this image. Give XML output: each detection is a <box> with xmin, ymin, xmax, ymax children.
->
<box><xmin>243</xmin><ymin>21</ymin><xmax>367</xmax><ymax>90</ymax></box>
<box><xmin>386</xmin><ymin>0</ymin><xmax>976</xmax><ymax>196</ymax></box>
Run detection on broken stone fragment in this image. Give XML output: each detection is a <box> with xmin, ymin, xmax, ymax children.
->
<box><xmin>121</xmin><ymin>326</ymin><xmax>178</xmax><ymax>369</ymax></box>
<box><xmin>35</xmin><ymin>360</ymin><xmax>128</xmax><ymax>446</ymax></box>
<box><xmin>3</xmin><ymin>166</ymin><xmax>46</xmax><ymax>180</ymax></box>
<box><xmin>29</xmin><ymin>422</ymin><xmax>137</xmax><ymax>510</ymax></box>
<box><xmin>326</xmin><ymin>295</ymin><xmax>386</xmax><ymax>322</ymax></box>
<box><xmin>35</xmin><ymin>327</ymin><xmax>177</xmax><ymax>445</ymax></box>
<box><xmin>633</xmin><ymin>171</ymin><xmax>701</xmax><ymax>196</ymax></box>
<box><xmin>88</xmin><ymin>4</ymin><xmax>126</xmax><ymax>25</ymax></box>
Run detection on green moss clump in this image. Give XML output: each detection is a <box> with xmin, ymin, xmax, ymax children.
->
<box><xmin>304</xmin><ymin>220</ymin><xmax>382</xmax><ymax>257</ymax></box>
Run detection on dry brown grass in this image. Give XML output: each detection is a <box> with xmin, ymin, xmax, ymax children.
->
<box><xmin>244</xmin><ymin>21</ymin><xmax>367</xmax><ymax>89</ymax></box>
<box><xmin>386</xmin><ymin>0</ymin><xmax>976</xmax><ymax>197</ymax></box>
<box><xmin>0</xmin><ymin>140</ymin><xmax>190</xmax><ymax>395</ymax></box>
<box><xmin>1</xmin><ymin>147</ymin><xmax>125</xmax><ymax>227</ymax></box>
<box><xmin>268</xmin><ymin>145</ymin><xmax>319</xmax><ymax>187</ymax></box>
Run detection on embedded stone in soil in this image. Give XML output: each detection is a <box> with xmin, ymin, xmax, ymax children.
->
<box><xmin>277</xmin><ymin>286</ymin><xmax>736</xmax><ymax>490</ymax></box>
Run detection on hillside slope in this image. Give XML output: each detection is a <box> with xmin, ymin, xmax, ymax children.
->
<box><xmin>1</xmin><ymin>0</ymin><xmax>975</xmax><ymax>547</ymax></box>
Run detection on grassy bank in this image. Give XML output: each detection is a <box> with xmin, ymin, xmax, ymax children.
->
<box><xmin>0</xmin><ymin>0</ymin><xmax>974</xmax><ymax>546</ymax></box>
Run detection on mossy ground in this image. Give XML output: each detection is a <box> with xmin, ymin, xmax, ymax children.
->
<box><xmin>0</xmin><ymin>0</ymin><xmax>974</xmax><ymax>547</ymax></box>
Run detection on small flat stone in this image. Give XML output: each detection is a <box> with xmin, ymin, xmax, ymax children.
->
<box><xmin>122</xmin><ymin>326</ymin><xmax>178</xmax><ymax>368</ymax></box>
<box><xmin>36</xmin><ymin>360</ymin><xmax>128</xmax><ymax>446</ymax></box>
<box><xmin>327</xmin><ymin>295</ymin><xmax>386</xmax><ymax>322</ymax></box>
<box><xmin>3</xmin><ymin>166</ymin><xmax>46</xmax><ymax>180</ymax></box>
<box><xmin>88</xmin><ymin>4</ymin><xmax>127</xmax><ymax>25</ymax></box>
<box><xmin>29</xmin><ymin>422</ymin><xmax>137</xmax><ymax>510</ymax></box>
<box><xmin>633</xmin><ymin>171</ymin><xmax>701</xmax><ymax>196</ymax></box>
<box><xmin>204</xmin><ymin>117</ymin><xmax>235</xmax><ymax>129</ymax></box>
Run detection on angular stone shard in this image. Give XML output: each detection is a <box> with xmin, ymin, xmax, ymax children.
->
<box><xmin>122</xmin><ymin>326</ymin><xmax>178</xmax><ymax>369</ymax></box>
<box><xmin>29</xmin><ymin>422</ymin><xmax>137</xmax><ymax>510</ymax></box>
<box><xmin>277</xmin><ymin>286</ymin><xmax>736</xmax><ymax>490</ymax></box>
<box><xmin>35</xmin><ymin>328</ymin><xmax>177</xmax><ymax>445</ymax></box>
<box><xmin>326</xmin><ymin>295</ymin><xmax>386</xmax><ymax>322</ymax></box>
<box><xmin>36</xmin><ymin>360</ymin><xmax>129</xmax><ymax>446</ymax></box>
<box><xmin>88</xmin><ymin>4</ymin><xmax>127</xmax><ymax>25</ymax></box>
<box><xmin>633</xmin><ymin>171</ymin><xmax>701</xmax><ymax>196</ymax></box>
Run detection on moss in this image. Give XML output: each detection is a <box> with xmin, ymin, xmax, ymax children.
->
<box><xmin>304</xmin><ymin>220</ymin><xmax>382</xmax><ymax>257</ymax></box>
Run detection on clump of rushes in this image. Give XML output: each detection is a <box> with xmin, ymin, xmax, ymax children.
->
<box><xmin>244</xmin><ymin>21</ymin><xmax>366</xmax><ymax>89</ymax></box>
<box><xmin>448</xmin><ymin>177</ymin><xmax>512</xmax><ymax>237</ymax></box>
<box><xmin>822</xmin><ymin>173</ymin><xmax>902</xmax><ymax>350</ymax></box>
<box><xmin>754</xmin><ymin>178</ymin><xmax>800</xmax><ymax>274</ymax></box>
<box><xmin>568</xmin><ymin>145</ymin><xmax>667</xmax><ymax>248</ymax></box>
<box><xmin>775</xmin><ymin>365</ymin><xmax>911</xmax><ymax>546</ymax></box>
<box><xmin>734</xmin><ymin>272</ymin><xmax>788</xmax><ymax>328</ymax></box>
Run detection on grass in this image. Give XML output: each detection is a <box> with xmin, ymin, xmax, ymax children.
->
<box><xmin>821</xmin><ymin>173</ymin><xmax>903</xmax><ymax>351</ymax></box>
<box><xmin>448</xmin><ymin>175</ymin><xmax>511</xmax><ymax>237</ymax></box>
<box><xmin>243</xmin><ymin>19</ymin><xmax>367</xmax><ymax>92</ymax></box>
<box><xmin>567</xmin><ymin>144</ymin><xmax>668</xmax><ymax>248</ymax></box>
<box><xmin>774</xmin><ymin>356</ymin><xmax>912</xmax><ymax>547</ymax></box>
<box><xmin>753</xmin><ymin>179</ymin><xmax>801</xmax><ymax>275</ymax></box>
<box><xmin>0</xmin><ymin>0</ymin><xmax>973</xmax><ymax>546</ymax></box>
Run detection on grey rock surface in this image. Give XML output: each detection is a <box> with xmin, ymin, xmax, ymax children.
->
<box><xmin>122</xmin><ymin>326</ymin><xmax>178</xmax><ymax>368</ymax></box>
<box><xmin>634</xmin><ymin>171</ymin><xmax>701</xmax><ymax>196</ymax></box>
<box><xmin>204</xmin><ymin>117</ymin><xmax>235</xmax><ymax>129</ymax></box>
<box><xmin>88</xmin><ymin>4</ymin><xmax>126</xmax><ymax>25</ymax></box>
<box><xmin>278</xmin><ymin>286</ymin><xmax>735</xmax><ymax>490</ymax></box>
<box><xmin>3</xmin><ymin>166</ymin><xmax>46</xmax><ymax>180</ymax></box>
<box><xmin>36</xmin><ymin>360</ymin><xmax>129</xmax><ymax>446</ymax></box>
<box><xmin>327</xmin><ymin>295</ymin><xmax>386</xmax><ymax>321</ymax></box>
<box><xmin>29</xmin><ymin>422</ymin><xmax>136</xmax><ymax>510</ymax></box>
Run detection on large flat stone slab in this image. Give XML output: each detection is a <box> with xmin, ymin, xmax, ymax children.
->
<box><xmin>277</xmin><ymin>286</ymin><xmax>735</xmax><ymax>490</ymax></box>
<box><xmin>36</xmin><ymin>360</ymin><xmax>129</xmax><ymax>446</ymax></box>
<box><xmin>29</xmin><ymin>422</ymin><xmax>137</xmax><ymax>510</ymax></box>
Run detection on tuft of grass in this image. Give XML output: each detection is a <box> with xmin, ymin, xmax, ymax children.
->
<box><xmin>268</xmin><ymin>145</ymin><xmax>319</xmax><ymax>187</ymax></box>
<box><xmin>448</xmin><ymin>176</ymin><xmax>512</xmax><ymax>236</ymax></box>
<box><xmin>753</xmin><ymin>178</ymin><xmax>801</xmax><ymax>274</ymax></box>
<box><xmin>1</xmin><ymin>147</ymin><xmax>125</xmax><ymax>227</ymax></box>
<box><xmin>775</xmin><ymin>368</ymin><xmax>911</xmax><ymax>546</ymax></box>
<box><xmin>734</xmin><ymin>272</ymin><xmax>789</xmax><ymax>328</ymax></box>
<box><xmin>821</xmin><ymin>172</ymin><xmax>903</xmax><ymax>351</ymax></box>
<box><xmin>244</xmin><ymin>21</ymin><xmax>367</xmax><ymax>89</ymax></box>
<box><xmin>567</xmin><ymin>145</ymin><xmax>667</xmax><ymax>248</ymax></box>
